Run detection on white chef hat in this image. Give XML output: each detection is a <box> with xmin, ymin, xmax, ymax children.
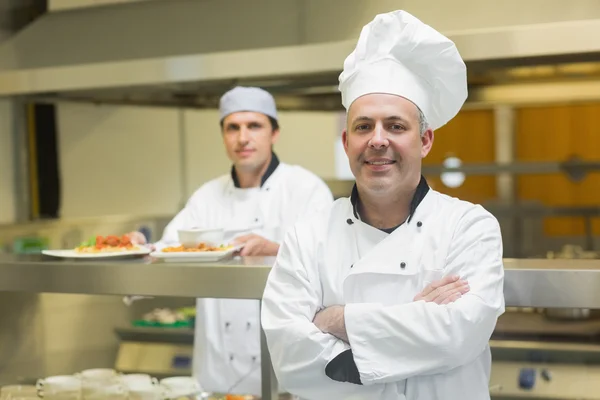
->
<box><xmin>338</xmin><ymin>10</ymin><xmax>467</xmax><ymax>131</ymax></box>
<box><xmin>219</xmin><ymin>86</ymin><xmax>278</xmax><ymax>121</ymax></box>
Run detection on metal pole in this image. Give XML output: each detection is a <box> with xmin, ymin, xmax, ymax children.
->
<box><xmin>178</xmin><ymin>108</ymin><xmax>188</xmax><ymax>210</ymax></box>
<box><xmin>493</xmin><ymin>105</ymin><xmax>519</xmax><ymax>257</ymax></box>
<box><xmin>260</xmin><ymin>302</ymin><xmax>278</xmax><ymax>400</ymax></box>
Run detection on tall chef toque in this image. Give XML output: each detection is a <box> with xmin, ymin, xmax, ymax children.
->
<box><xmin>219</xmin><ymin>86</ymin><xmax>278</xmax><ymax>122</ymax></box>
<box><xmin>338</xmin><ymin>10</ymin><xmax>467</xmax><ymax>131</ymax></box>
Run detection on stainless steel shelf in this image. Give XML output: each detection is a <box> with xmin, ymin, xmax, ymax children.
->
<box><xmin>1</xmin><ymin>255</ymin><xmax>600</xmax><ymax>308</ymax></box>
<box><xmin>114</xmin><ymin>327</ymin><xmax>195</xmax><ymax>345</ymax></box>
<box><xmin>1</xmin><ymin>255</ymin><xmax>600</xmax><ymax>400</ymax></box>
<box><xmin>0</xmin><ymin>254</ymin><xmax>274</xmax><ymax>299</ymax></box>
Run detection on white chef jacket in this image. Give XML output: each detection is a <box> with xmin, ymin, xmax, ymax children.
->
<box><xmin>261</xmin><ymin>177</ymin><xmax>505</xmax><ymax>400</ymax></box>
<box><xmin>156</xmin><ymin>154</ymin><xmax>333</xmax><ymax>395</ymax></box>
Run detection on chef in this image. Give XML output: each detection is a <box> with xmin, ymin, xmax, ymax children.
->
<box><xmin>261</xmin><ymin>10</ymin><xmax>505</xmax><ymax>400</ymax></box>
<box><xmin>132</xmin><ymin>86</ymin><xmax>333</xmax><ymax>396</ymax></box>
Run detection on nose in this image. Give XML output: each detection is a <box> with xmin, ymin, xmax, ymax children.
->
<box><xmin>368</xmin><ymin>124</ymin><xmax>389</xmax><ymax>150</ymax></box>
<box><xmin>237</xmin><ymin>126</ymin><xmax>250</xmax><ymax>145</ymax></box>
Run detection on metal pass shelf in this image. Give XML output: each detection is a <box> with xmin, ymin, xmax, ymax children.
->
<box><xmin>2</xmin><ymin>254</ymin><xmax>600</xmax><ymax>400</ymax></box>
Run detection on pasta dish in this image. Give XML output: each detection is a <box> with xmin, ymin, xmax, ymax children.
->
<box><xmin>75</xmin><ymin>235</ymin><xmax>140</xmax><ymax>253</ymax></box>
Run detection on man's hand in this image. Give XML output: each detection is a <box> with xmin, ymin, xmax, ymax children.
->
<box><xmin>126</xmin><ymin>231</ymin><xmax>155</xmax><ymax>251</ymax></box>
<box><xmin>313</xmin><ymin>305</ymin><xmax>348</xmax><ymax>343</ymax></box>
<box><xmin>233</xmin><ymin>234</ymin><xmax>279</xmax><ymax>256</ymax></box>
<box><xmin>414</xmin><ymin>275</ymin><xmax>470</xmax><ymax>304</ymax></box>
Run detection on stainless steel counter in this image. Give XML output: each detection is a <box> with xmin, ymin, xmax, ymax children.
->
<box><xmin>0</xmin><ymin>254</ymin><xmax>274</xmax><ymax>299</ymax></box>
<box><xmin>1</xmin><ymin>255</ymin><xmax>600</xmax><ymax>308</ymax></box>
<box><xmin>2</xmin><ymin>254</ymin><xmax>600</xmax><ymax>400</ymax></box>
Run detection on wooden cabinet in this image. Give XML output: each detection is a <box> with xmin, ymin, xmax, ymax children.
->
<box><xmin>516</xmin><ymin>104</ymin><xmax>600</xmax><ymax>236</ymax></box>
<box><xmin>423</xmin><ymin>109</ymin><xmax>497</xmax><ymax>205</ymax></box>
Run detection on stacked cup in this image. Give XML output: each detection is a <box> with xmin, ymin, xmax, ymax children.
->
<box><xmin>121</xmin><ymin>374</ymin><xmax>163</xmax><ymax>400</ymax></box>
<box><xmin>36</xmin><ymin>375</ymin><xmax>82</xmax><ymax>399</ymax></box>
<box><xmin>159</xmin><ymin>377</ymin><xmax>204</xmax><ymax>399</ymax></box>
<box><xmin>78</xmin><ymin>369</ymin><xmax>127</xmax><ymax>400</ymax></box>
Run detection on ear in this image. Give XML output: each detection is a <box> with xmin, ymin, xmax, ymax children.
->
<box><xmin>342</xmin><ymin>129</ymin><xmax>349</xmax><ymax>154</ymax></box>
<box><xmin>271</xmin><ymin>128</ymin><xmax>280</xmax><ymax>145</ymax></box>
<box><xmin>421</xmin><ymin>129</ymin><xmax>434</xmax><ymax>158</ymax></box>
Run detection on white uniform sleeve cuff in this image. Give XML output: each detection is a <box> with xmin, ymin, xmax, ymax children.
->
<box><xmin>345</xmin><ymin>303</ymin><xmax>383</xmax><ymax>384</ymax></box>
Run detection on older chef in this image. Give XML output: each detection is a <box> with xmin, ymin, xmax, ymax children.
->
<box><xmin>261</xmin><ymin>10</ymin><xmax>505</xmax><ymax>400</ymax></box>
<box><xmin>133</xmin><ymin>86</ymin><xmax>333</xmax><ymax>396</ymax></box>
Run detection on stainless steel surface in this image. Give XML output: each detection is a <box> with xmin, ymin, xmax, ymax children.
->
<box><xmin>490</xmin><ymin>362</ymin><xmax>600</xmax><ymax>399</ymax></box>
<box><xmin>0</xmin><ymin>254</ymin><xmax>278</xmax><ymax>399</ymax></box>
<box><xmin>115</xmin><ymin>341</ymin><xmax>193</xmax><ymax>377</ymax></box>
<box><xmin>503</xmin><ymin>258</ymin><xmax>600</xmax><ymax>308</ymax></box>
<box><xmin>0</xmin><ymin>254</ymin><xmax>274</xmax><ymax>299</ymax></box>
<box><xmin>2</xmin><ymin>255</ymin><xmax>600</xmax><ymax>399</ymax></box>
<box><xmin>0</xmin><ymin>256</ymin><xmax>600</xmax><ymax>308</ymax></box>
<box><xmin>3</xmin><ymin>0</ymin><xmax>600</xmax><ymax>107</ymax></box>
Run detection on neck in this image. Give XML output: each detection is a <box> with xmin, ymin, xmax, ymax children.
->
<box><xmin>234</xmin><ymin>153</ymin><xmax>272</xmax><ymax>188</ymax></box>
<box><xmin>357</xmin><ymin>186</ymin><xmax>416</xmax><ymax>230</ymax></box>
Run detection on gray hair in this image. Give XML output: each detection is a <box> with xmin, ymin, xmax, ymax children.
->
<box><xmin>417</xmin><ymin>107</ymin><xmax>429</xmax><ymax>137</ymax></box>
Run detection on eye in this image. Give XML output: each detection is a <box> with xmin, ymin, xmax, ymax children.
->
<box><xmin>248</xmin><ymin>122</ymin><xmax>263</xmax><ymax>130</ymax></box>
<box><xmin>390</xmin><ymin>124</ymin><xmax>406</xmax><ymax>131</ymax></box>
<box><xmin>355</xmin><ymin>124</ymin><xmax>370</xmax><ymax>132</ymax></box>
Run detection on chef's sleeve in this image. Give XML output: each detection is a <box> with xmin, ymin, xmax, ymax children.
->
<box><xmin>339</xmin><ymin>207</ymin><xmax>505</xmax><ymax>385</ymax></box>
<box><xmin>261</xmin><ymin>228</ymin><xmax>383</xmax><ymax>399</ymax></box>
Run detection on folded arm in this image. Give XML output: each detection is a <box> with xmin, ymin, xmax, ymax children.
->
<box><xmin>261</xmin><ymin>228</ymin><xmax>383</xmax><ymax>399</ymax></box>
<box><xmin>330</xmin><ymin>208</ymin><xmax>505</xmax><ymax>385</ymax></box>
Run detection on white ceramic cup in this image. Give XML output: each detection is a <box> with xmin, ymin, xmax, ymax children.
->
<box><xmin>122</xmin><ymin>374</ymin><xmax>158</xmax><ymax>387</ymax></box>
<box><xmin>36</xmin><ymin>375</ymin><xmax>81</xmax><ymax>399</ymax></box>
<box><xmin>79</xmin><ymin>368</ymin><xmax>118</xmax><ymax>382</ymax></box>
<box><xmin>159</xmin><ymin>376</ymin><xmax>202</xmax><ymax>398</ymax></box>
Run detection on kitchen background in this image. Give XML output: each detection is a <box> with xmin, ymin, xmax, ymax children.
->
<box><xmin>2</xmin><ymin>0</ymin><xmax>600</xmax><ymax>398</ymax></box>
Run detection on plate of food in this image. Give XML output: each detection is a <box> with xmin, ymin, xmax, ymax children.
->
<box><xmin>150</xmin><ymin>243</ymin><xmax>241</xmax><ymax>263</ymax></box>
<box><xmin>42</xmin><ymin>235</ymin><xmax>152</xmax><ymax>259</ymax></box>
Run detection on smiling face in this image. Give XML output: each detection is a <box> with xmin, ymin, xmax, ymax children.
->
<box><xmin>343</xmin><ymin>93</ymin><xmax>434</xmax><ymax>198</ymax></box>
<box><xmin>221</xmin><ymin>111</ymin><xmax>279</xmax><ymax>173</ymax></box>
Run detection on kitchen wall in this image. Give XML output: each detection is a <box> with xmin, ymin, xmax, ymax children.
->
<box><xmin>57</xmin><ymin>103</ymin><xmax>340</xmax><ymax>219</ymax></box>
<box><xmin>0</xmin><ymin>26</ymin><xmax>15</xmax><ymax>224</ymax></box>
<box><xmin>0</xmin><ymin>100</ymin><xmax>15</xmax><ymax>224</ymax></box>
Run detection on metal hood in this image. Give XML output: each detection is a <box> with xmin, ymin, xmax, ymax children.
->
<box><xmin>3</xmin><ymin>0</ymin><xmax>600</xmax><ymax>109</ymax></box>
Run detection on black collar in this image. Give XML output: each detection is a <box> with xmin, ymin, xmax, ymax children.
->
<box><xmin>231</xmin><ymin>152</ymin><xmax>280</xmax><ymax>188</ymax></box>
<box><xmin>350</xmin><ymin>175</ymin><xmax>430</xmax><ymax>226</ymax></box>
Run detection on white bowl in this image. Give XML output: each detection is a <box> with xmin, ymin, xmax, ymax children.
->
<box><xmin>177</xmin><ymin>228</ymin><xmax>224</xmax><ymax>247</ymax></box>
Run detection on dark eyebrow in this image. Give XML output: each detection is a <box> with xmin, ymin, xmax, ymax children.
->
<box><xmin>351</xmin><ymin>115</ymin><xmax>411</xmax><ymax>125</ymax></box>
<box><xmin>224</xmin><ymin>123</ymin><xmax>240</xmax><ymax>130</ymax></box>
<box><xmin>385</xmin><ymin>115</ymin><xmax>411</xmax><ymax>124</ymax></box>
<box><xmin>351</xmin><ymin>116</ymin><xmax>374</xmax><ymax>125</ymax></box>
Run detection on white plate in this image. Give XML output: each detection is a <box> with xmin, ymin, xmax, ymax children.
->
<box><xmin>150</xmin><ymin>246</ymin><xmax>240</xmax><ymax>263</ymax></box>
<box><xmin>42</xmin><ymin>247</ymin><xmax>152</xmax><ymax>259</ymax></box>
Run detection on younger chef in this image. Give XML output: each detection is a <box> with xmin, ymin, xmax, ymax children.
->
<box><xmin>261</xmin><ymin>10</ymin><xmax>505</xmax><ymax>400</ymax></box>
<box><xmin>131</xmin><ymin>86</ymin><xmax>333</xmax><ymax>396</ymax></box>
